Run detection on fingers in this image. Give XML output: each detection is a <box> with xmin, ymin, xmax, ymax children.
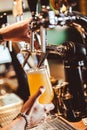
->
<box><xmin>21</xmin><ymin>86</ymin><xmax>45</xmax><ymax>114</ymax></box>
<box><xmin>34</xmin><ymin>40</ymin><xmax>40</xmax><ymax>50</ymax></box>
<box><xmin>43</xmin><ymin>103</ymin><xmax>55</xmax><ymax>113</ymax></box>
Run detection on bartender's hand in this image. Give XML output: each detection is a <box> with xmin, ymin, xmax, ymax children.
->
<box><xmin>0</xmin><ymin>87</ymin><xmax>54</xmax><ymax>130</ymax></box>
<box><xmin>0</xmin><ymin>18</ymin><xmax>31</xmax><ymax>43</ymax></box>
<box><xmin>21</xmin><ymin>86</ymin><xmax>54</xmax><ymax>128</ymax></box>
<box><xmin>0</xmin><ymin>17</ymin><xmax>40</xmax><ymax>49</ymax></box>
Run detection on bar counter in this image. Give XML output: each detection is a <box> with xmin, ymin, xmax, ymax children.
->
<box><xmin>61</xmin><ymin>116</ymin><xmax>87</xmax><ymax>130</ymax></box>
<box><xmin>70</xmin><ymin>120</ymin><xmax>87</xmax><ymax>130</ymax></box>
<box><xmin>29</xmin><ymin>115</ymin><xmax>87</xmax><ymax>130</ymax></box>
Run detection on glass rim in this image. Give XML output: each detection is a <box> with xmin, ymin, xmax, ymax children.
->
<box><xmin>26</xmin><ymin>65</ymin><xmax>48</xmax><ymax>73</ymax></box>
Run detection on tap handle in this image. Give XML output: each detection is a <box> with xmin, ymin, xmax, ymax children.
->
<box><xmin>27</xmin><ymin>0</ymin><xmax>38</xmax><ymax>13</ymax></box>
<box><xmin>40</xmin><ymin>0</ymin><xmax>49</xmax><ymax>7</ymax></box>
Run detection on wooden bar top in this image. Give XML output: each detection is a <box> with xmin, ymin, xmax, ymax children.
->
<box><xmin>70</xmin><ymin>120</ymin><xmax>87</xmax><ymax>130</ymax></box>
<box><xmin>59</xmin><ymin>116</ymin><xmax>87</xmax><ymax>130</ymax></box>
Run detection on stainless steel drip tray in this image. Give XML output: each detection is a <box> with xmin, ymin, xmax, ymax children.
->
<box><xmin>29</xmin><ymin>116</ymin><xmax>76</xmax><ymax>130</ymax></box>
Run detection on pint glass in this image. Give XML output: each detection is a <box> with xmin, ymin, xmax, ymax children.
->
<box><xmin>26</xmin><ymin>66</ymin><xmax>54</xmax><ymax>104</ymax></box>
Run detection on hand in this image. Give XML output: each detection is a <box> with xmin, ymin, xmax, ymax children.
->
<box><xmin>0</xmin><ymin>17</ymin><xmax>40</xmax><ymax>49</ymax></box>
<box><xmin>21</xmin><ymin>86</ymin><xmax>54</xmax><ymax>128</ymax></box>
<box><xmin>0</xmin><ymin>18</ymin><xmax>32</xmax><ymax>43</ymax></box>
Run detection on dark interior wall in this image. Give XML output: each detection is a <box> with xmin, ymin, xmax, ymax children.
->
<box><xmin>72</xmin><ymin>0</ymin><xmax>87</xmax><ymax>16</ymax></box>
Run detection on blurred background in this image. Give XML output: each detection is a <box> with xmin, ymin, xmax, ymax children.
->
<box><xmin>0</xmin><ymin>0</ymin><xmax>87</xmax><ymax>16</ymax></box>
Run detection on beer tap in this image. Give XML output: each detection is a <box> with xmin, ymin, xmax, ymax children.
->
<box><xmin>37</xmin><ymin>1</ymin><xmax>52</xmax><ymax>75</ymax></box>
<box><xmin>47</xmin><ymin>41</ymin><xmax>87</xmax><ymax>120</ymax></box>
<box><xmin>26</xmin><ymin>0</ymin><xmax>40</xmax><ymax>69</ymax></box>
<box><xmin>27</xmin><ymin>0</ymin><xmax>87</xmax><ymax>68</ymax></box>
<box><xmin>25</xmin><ymin>0</ymin><xmax>52</xmax><ymax>77</ymax></box>
<box><xmin>26</xmin><ymin>0</ymin><xmax>47</xmax><ymax>67</ymax></box>
<box><xmin>28</xmin><ymin>0</ymin><xmax>56</xmax><ymax>54</ymax></box>
<box><xmin>27</xmin><ymin>0</ymin><xmax>39</xmax><ymax>53</ymax></box>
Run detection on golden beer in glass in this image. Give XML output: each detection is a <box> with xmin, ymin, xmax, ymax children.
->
<box><xmin>27</xmin><ymin>66</ymin><xmax>54</xmax><ymax>104</ymax></box>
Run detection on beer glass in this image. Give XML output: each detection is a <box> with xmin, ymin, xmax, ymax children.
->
<box><xmin>26</xmin><ymin>66</ymin><xmax>54</xmax><ymax>104</ymax></box>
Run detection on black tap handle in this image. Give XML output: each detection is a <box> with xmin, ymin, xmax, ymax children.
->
<box><xmin>27</xmin><ymin>0</ymin><xmax>38</xmax><ymax>13</ymax></box>
<box><xmin>40</xmin><ymin>0</ymin><xmax>49</xmax><ymax>6</ymax></box>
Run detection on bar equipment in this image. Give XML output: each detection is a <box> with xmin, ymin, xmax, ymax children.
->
<box><xmin>29</xmin><ymin>116</ymin><xmax>76</xmax><ymax>130</ymax></box>
<box><xmin>26</xmin><ymin>0</ymin><xmax>52</xmax><ymax>76</ymax></box>
<box><xmin>43</xmin><ymin>0</ymin><xmax>87</xmax><ymax>121</ymax></box>
<box><xmin>47</xmin><ymin>41</ymin><xmax>87</xmax><ymax>121</ymax></box>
